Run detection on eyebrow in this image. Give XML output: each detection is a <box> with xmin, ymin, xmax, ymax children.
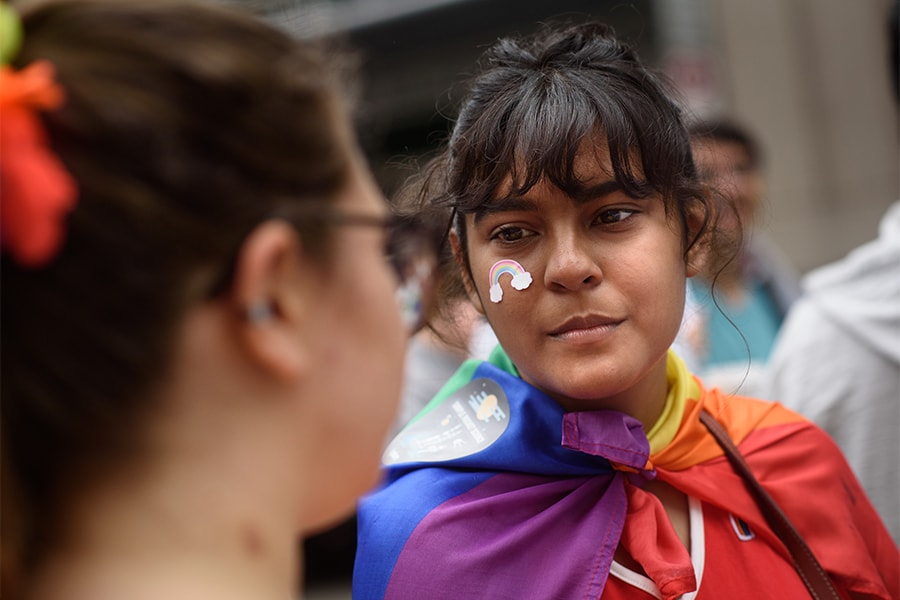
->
<box><xmin>473</xmin><ymin>179</ymin><xmax>624</xmax><ymax>224</ymax></box>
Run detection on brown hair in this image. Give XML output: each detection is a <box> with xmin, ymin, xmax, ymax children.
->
<box><xmin>1</xmin><ymin>0</ymin><xmax>356</xmax><ymax>589</ymax></box>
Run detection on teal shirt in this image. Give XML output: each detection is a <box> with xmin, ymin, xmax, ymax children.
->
<box><xmin>693</xmin><ymin>280</ymin><xmax>782</xmax><ymax>368</ymax></box>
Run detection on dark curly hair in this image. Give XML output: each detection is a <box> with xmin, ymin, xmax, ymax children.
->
<box><xmin>394</xmin><ymin>21</ymin><xmax>713</xmax><ymax>314</ymax></box>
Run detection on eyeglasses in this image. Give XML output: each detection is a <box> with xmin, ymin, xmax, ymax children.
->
<box><xmin>208</xmin><ymin>209</ymin><xmax>437</xmax><ymax>334</ymax></box>
<box><xmin>319</xmin><ymin>211</ymin><xmax>438</xmax><ymax>333</ymax></box>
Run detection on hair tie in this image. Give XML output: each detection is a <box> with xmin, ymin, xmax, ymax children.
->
<box><xmin>0</xmin><ymin>3</ymin><xmax>78</xmax><ymax>268</ymax></box>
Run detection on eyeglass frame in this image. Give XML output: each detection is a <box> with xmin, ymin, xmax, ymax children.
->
<box><xmin>206</xmin><ymin>207</ymin><xmax>437</xmax><ymax>334</ymax></box>
<box><xmin>318</xmin><ymin>210</ymin><xmax>437</xmax><ymax>333</ymax></box>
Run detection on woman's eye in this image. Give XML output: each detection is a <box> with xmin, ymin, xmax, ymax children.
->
<box><xmin>491</xmin><ymin>226</ymin><xmax>530</xmax><ymax>243</ymax></box>
<box><xmin>597</xmin><ymin>208</ymin><xmax>636</xmax><ymax>224</ymax></box>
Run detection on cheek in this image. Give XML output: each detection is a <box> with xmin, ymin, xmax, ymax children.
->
<box><xmin>313</xmin><ymin>256</ymin><xmax>406</xmax><ymax>445</ymax></box>
<box><xmin>477</xmin><ymin>276</ymin><xmax>538</xmax><ymax>341</ymax></box>
<box><xmin>339</xmin><ymin>270</ymin><xmax>404</xmax><ymax>410</ymax></box>
<box><xmin>301</xmin><ymin>289</ymin><xmax>405</xmax><ymax>523</ymax></box>
<box><xmin>640</xmin><ymin>252</ymin><xmax>689</xmax><ymax>335</ymax></box>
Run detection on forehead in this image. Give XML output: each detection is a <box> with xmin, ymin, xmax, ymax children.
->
<box><xmin>570</xmin><ymin>137</ymin><xmax>617</xmax><ymax>181</ymax></box>
<box><xmin>492</xmin><ymin>134</ymin><xmax>641</xmax><ymax>200</ymax></box>
<box><xmin>497</xmin><ymin>134</ymin><xmax>609</xmax><ymax>191</ymax></box>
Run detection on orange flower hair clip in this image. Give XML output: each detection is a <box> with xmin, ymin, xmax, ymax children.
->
<box><xmin>0</xmin><ymin>3</ymin><xmax>77</xmax><ymax>267</ymax></box>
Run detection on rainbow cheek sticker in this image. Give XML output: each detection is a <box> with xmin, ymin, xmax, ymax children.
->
<box><xmin>488</xmin><ymin>259</ymin><xmax>533</xmax><ymax>303</ymax></box>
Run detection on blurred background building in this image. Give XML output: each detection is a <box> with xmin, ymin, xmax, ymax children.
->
<box><xmin>246</xmin><ymin>0</ymin><xmax>898</xmax><ymax>275</ymax></box>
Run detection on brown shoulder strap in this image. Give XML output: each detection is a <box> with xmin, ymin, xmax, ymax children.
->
<box><xmin>698</xmin><ymin>409</ymin><xmax>840</xmax><ymax>600</ymax></box>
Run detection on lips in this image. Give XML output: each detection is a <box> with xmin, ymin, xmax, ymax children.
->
<box><xmin>547</xmin><ymin>314</ymin><xmax>623</xmax><ymax>339</ymax></box>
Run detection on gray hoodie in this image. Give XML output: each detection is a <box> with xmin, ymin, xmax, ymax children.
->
<box><xmin>764</xmin><ymin>202</ymin><xmax>900</xmax><ymax>543</ymax></box>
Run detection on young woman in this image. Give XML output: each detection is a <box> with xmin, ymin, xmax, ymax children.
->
<box><xmin>0</xmin><ymin>1</ymin><xmax>415</xmax><ymax>598</ymax></box>
<box><xmin>353</xmin><ymin>22</ymin><xmax>898</xmax><ymax>599</ymax></box>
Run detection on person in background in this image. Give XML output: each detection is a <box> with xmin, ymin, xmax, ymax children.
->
<box><xmin>389</xmin><ymin>194</ymin><xmax>498</xmax><ymax>436</ymax></box>
<box><xmin>353</xmin><ymin>21</ymin><xmax>897</xmax><ymax>599</ymax></box>
<box><xmin>763</xmin><ymin>0</ymin><xmax>900</xmax><ymax>544</ymax></box>
<box><xmin>765</xmin><ymin>203</ymin><xmax>899</xmax><ymax>543</ymax></box>
<box><xmin>0</xmin><ymin>1</ymin><xmax>413</xmax><ymax>598</ymax></box>
<box><xmin>394</xmin><ymin>289</ymin><xmax>488</xmax><ymax>436</ymax></box>
<box><xmin>677</xmin><ymin>118</ymin><xmax>800</xmax><ymax>393</ymax></box>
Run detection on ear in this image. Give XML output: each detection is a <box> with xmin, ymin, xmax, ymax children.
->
<box><xmin>449</xmin><ymin>229</ymin><xmax>485</xmax><ymax>315</ymax></box>
<box><xmin>230</xmin><ymin>220</ymin><xmax>311</xmax><ymax>382</ymax></box>
<box><xmin>684</xmin><ymin>199</ymin><xmax>711</xmax><ymax>279</ymax></box>
<box><xmin>685</xmin><ymin>244</ymin><xmax>707</xmax><ymax>279</ymax></box>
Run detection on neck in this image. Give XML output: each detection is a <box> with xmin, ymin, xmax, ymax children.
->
<box><xmin>615</xmin><ymin>352</ymin><xmax>670</xmax><ymax>433</ymax></box>
<box><xmin>30</xmin><ymin>438</ymin><xmax>303</xmax><ymax>600</ymax></box>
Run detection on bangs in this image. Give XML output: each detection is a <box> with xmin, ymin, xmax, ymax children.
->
<box><xmin>447</xmin><ymin>71</ymin><xmax>659</xmax><ymax>213</ymax></box>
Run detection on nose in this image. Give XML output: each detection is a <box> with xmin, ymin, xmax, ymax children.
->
<box><xmin>543</xmin><ymin>230</ymin><xmax>603</xmax><ymax>292</ymax></box>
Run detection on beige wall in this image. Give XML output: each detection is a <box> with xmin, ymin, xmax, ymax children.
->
<box><xmin>703</xmin><ymin>0</ymin><xmax>898</xmax><ymax>273</ymax></box>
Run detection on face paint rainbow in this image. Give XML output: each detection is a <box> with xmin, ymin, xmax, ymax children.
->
<box><xmin>489</xmin><ymin>259</ymin><xmax>533</xmax><ymax>303</ymax></box>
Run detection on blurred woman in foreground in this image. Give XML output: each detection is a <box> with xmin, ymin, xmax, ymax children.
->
<box><xmin>1</xmin><ymin>1</ymin><xmax>412</xmax><ymax>598</ymax></box>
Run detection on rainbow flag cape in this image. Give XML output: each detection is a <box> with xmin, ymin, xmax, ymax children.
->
<box><xmin>354</xmin><ymin>348</ymin><xmax>898</xmax><ymax>599</ymax></box>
